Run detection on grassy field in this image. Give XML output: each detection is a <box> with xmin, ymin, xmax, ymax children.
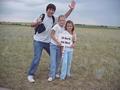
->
<box><xmin>0</xmin><ymin>24</ymin><xmax>120</xmax><ymax>90</ymax></box>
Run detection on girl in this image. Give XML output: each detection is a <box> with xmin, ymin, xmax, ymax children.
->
<box><xmin>48</xmin><ymin>15</ymin><xmax>66</xmax><ymax>81</ymax></box>
<box><xmin>60</xmin><ymin>20</ymin><xmax>77</xmax><ymax>80</ymax></box>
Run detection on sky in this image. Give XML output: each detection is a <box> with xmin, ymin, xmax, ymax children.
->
<box><xmin>0</xmin><ymin>0</ymin><xmax>120</xmax><ymax>26</ymax></box>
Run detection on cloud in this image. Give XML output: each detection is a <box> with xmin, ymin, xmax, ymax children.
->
<box><xmin>0</xmin><ymin>0</ymin><xmax>120</xmax><ymax>26</ymax></box>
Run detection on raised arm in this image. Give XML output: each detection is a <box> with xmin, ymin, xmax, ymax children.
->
<box><xmin>64</xmin><ymin>0</ymin><xmax>76</xmax><ymax>18</ymax></box>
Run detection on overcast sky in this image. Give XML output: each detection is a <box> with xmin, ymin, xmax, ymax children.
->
<box><xmin>0</xmin><ymin>0</ymin><xmax>120</xmax><ymax>26</ymax></box>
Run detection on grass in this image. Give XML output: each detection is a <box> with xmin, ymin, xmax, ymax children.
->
<box><xmin>0</xmin><ymin>24</ymin><xmax>120</xmax><ymax>90</ymax></box>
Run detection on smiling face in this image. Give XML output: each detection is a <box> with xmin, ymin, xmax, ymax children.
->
<box><xmin>65</xmin><ymin>20</ymin><xmax>74</xmax><ymax>34</ymax></box>
<box><xmin>46</xmin><ymin>8</ymin><xmax>55</xmax><ymax>17</ymax></box>
<box><xmin>58</xmin><ymin>15</ymin><xmax>66</xmax><ymax>27</ymax></box>
<box><xmin>46</xmin><ymin>3</ymin><xmax>56</xmax><ymax>17</ymax></box>
<box><xmin>66</xmin><ymin>23</ymin><xmax>73</xmax><ymax>32</ymax></box>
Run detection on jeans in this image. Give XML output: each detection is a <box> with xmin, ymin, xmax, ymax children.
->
<box><xmin>28</xmin><ymin>40</ymin><xmax>50</xmax><ymax>75</ymax></box>
<box><xmin>60</xmin><ymin>47</ymin><xmax>73</xmax><ymax>80</ymax></box>
<box><xmin>49</xmin><ymin>43</ymin><xmax>61</xmax><ymax>79</ymax></box>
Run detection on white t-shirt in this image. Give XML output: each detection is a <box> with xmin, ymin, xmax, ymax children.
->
<box><xmin>60</xmin><ymin>30</ymin><xmax>73</xmax><ymax>52</ymax></box>
<box><xmin>33</xmin><ymin>13</ymin><xmax>57</xmax><ymax>43</ymax></box>
<box><xmin>59</xmin><ymin>30</ymin><xmax>73</xmax><ymax>47</ymax></box>
<box><xmin>50</xmin><ymin>24</ymin><xmax>65</xmax><ymax>45</ymax></box>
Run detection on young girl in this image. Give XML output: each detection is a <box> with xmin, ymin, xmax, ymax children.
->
<box><xmin>48</xmin><ymin>15</ymin><xmax>66</xmax><ymax>81</ymax></box>
<box><xmin>60</xmin><ymin>20</ymin><xmax>77</xmax><ymax>80</ymax></box>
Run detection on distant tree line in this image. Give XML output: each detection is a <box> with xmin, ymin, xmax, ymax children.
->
<box><xmin>0</xmin><ymin>22</ymin><xmax>31</xmax><ymax>27</ymax></box>
<box><xmin>0</xmin><ymin>22</ymin><xmax>120</xmax><ymax>29</ymax></box>
<box><xmin>75</xmin><ymin>24</ymin><xmax>120</xmax><ymax>29</ymax></box>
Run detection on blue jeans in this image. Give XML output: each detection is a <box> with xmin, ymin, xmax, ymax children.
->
<box><xmin>60</xmin><ymin>47</ymin><xmax>73</xmax><ymax>80</ymax></box>
<box><xmin>28</xmin><ymin>40</ymin><xmax>50</xmax><ymax>75</ymax></box>
<box><xmin>49</xmin><ymin>43</ymin><xmax>61</xmax><ymax>79</ymax></box>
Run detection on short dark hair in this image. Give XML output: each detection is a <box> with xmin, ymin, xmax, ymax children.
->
<box><xmin>46</xmin><ymin>3</ymin><xmax>56</xmax><ymax>11</ymax></box>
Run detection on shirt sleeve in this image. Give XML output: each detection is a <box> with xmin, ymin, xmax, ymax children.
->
<box><xmin>51</xmin><ymin>24</ymin><xmax>58</xmax><ymax>32</ymax></box>
<box><xmin>54</xmin><ymin>17</ymin><xmax>58</xmax><ymax>24</ymax></box>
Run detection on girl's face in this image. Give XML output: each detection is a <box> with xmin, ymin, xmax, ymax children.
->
<box><xmin>66</xmin><ymin>23</ymin><xmax>73</xmax><ymax>32</ymax></box>
<box><xmin>58</xmin><ymin>16</ymin><xmax>66</xmax><ymax>27</ymax></box>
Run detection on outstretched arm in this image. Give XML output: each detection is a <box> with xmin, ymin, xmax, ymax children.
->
<box><xmin>64</xmin><ymin>0</ymin><xmax>76</xmax><ymax>18</ymax></box>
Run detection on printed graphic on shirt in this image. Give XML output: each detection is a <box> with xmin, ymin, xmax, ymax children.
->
<box><xmin>59</xmin><ymin>31</ymin><xmax>72</xmax><ymax>47</ymax></box>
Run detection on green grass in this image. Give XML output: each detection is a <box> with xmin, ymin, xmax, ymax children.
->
<box><xmin>0</xmin><ymin>24</ymin><xmax>120</xmax><ymax>90</ymax></box>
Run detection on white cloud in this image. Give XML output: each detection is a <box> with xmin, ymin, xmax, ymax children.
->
<box><xmin>0</xmin><ymin>0</ymin><xmax>120</xmax><ymax>26</ymax></box>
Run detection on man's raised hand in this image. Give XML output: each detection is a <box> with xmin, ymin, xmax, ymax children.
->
<box><xmin>69</xmin><ymin>0</ymin><xmax>76</xmax><ymax>9</ymax></box>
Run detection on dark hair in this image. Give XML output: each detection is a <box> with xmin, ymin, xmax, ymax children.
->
<box><xmin>46</xmin><ymin>3</ymin><xmax>56</xmax><ymax>11</ymax></box>
<box><xmin>65</xmin><ymin>20</ymin><xmax>75</xmax><ymax>34</ymax></box>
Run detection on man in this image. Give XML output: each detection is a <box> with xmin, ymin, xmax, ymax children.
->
<box><xmin>28</xmin><ymin>0</ymin><xmax>76</xmax><ymax>83</ymax></box>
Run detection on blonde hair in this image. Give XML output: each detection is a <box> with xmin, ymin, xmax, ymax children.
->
<box><xmin>58</xmin><ymin>15</ymin><xmax>65</xmax><ymax>21</ymax></box>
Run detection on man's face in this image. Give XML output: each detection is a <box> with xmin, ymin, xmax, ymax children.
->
<box><xmin>46</xmin><ymin>8</ymin><xmax>55</xmax><ymax>17</ymax></box>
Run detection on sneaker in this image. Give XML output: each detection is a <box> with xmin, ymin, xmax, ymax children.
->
<box><xmin>27</xmin><ymin>75</ymin><xmax>35</xmax><ymax>83</ymax></box>
<box><xmin>48</xmin><ymin>77</ymin><xmax>53</xmax><ymax>82</ymax></box>
<box><xmin>56</xmin><ymin>74</ymin><xmax>60</xmax><ymax>78</ymax></box>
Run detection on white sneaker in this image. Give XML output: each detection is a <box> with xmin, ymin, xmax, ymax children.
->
<box><xmin>56</xmin><ymin>74</ymin><xmax>60</xmax><ymax>78</ymax></box>
<box><xmin>27</xmin><ymin>75</ymin><xmax>35</xmax><ymax>83</ymax></box>
<box><xmin>48</xmin><ymin>77</ymin><xmax>53</xmax><ymax>81</ymax></box>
